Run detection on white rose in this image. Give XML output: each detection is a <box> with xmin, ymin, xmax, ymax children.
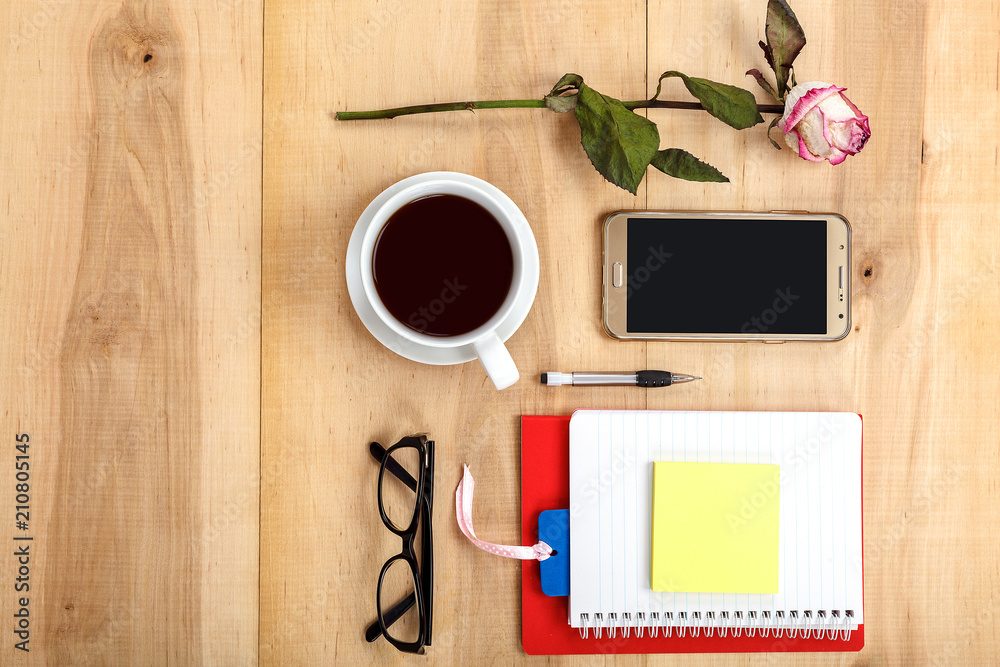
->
<box><xmin>782</xmin><ymin>81</ymin><xmax>871</xmax><ymax>164</ymax></box>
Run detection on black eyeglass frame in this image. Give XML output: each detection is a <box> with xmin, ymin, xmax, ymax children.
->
<box><xmin>365</xmin><ymin>436</ymin><xmax>434</xmax><ymax>654</ymax></box>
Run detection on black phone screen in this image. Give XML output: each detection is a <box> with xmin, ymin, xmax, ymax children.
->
<box><xmin>625</xmin><ymin>217</ymin><xmax>828</xmax><ymax>334</ymax></box>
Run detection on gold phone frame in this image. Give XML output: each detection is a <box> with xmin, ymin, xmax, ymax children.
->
<box><xmin>603</xmin><ymin>211</ymin><xmax>851</xmax><ymax>342</ymax></box>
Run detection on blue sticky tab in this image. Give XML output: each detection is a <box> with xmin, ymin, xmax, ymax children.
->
<box><xmin>538</xmin><ymin>509</ymin><xmax>570</xmax><ymax>597</ymax></box>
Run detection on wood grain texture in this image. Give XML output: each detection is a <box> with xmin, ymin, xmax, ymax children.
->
<box><xmin>48</xmin><ymin>4</ymin><xmax>203</xmax><ymax>662</ymax></box>
<box><xmin>0</xmin><ymin>0</ymin><xmax>261</xmax><ymax>663</ymax></box>
<box><xmin>263</xmin><ymin>0</ymin><xmax>1000</xmax><ymax>664</ymax></box>
<box><xmin>261</xmin><ymin>0</ymin><xmax>648</xmax><ymax>662</ymax></box>
<box><xmin>648</xmin><ymin>1</ymin><xmax>999</xmax><ymax>664</ymax></box>
<box><xmin>2</xmin><ymin>0</ymin><xmax>999</xmax><ymax>663</ymax></box>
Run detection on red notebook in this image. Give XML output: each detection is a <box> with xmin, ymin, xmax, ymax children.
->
<box><xmin>520</xmin><ymin>414</ymin><xmax>864</xmax><ymax>655</ymax></box>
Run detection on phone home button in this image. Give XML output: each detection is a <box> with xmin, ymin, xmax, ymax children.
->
<box><xmin>762</xmin><ymin>340</ymin><xmax>785</xmax><ymax>344</ymax></box>
<box><xmin>612</xmin><ymin>262</ymin><xmax>623</xmax><ymax>288</ymax></box>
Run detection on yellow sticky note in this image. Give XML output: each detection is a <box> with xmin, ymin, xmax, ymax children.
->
<box><xmin>651</xmin><ymin>461</ymin><xmax>780</xmax><ymax>594</ymax></box>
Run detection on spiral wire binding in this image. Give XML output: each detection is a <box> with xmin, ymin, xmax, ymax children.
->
<box><xmin>762</xmin><ymin>611</ymin><xmax>773</xmax><ymax>638</ymax></box>
<box><xmin>577</xmin><ymin>609</ymin><xmax>858</xmax><ymax>640</ymax></box>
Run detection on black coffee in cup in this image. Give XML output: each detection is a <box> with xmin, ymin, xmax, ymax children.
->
<box><xmin>372</xmin><ymin>194</ymin><xmax>514</xmax><ymax>337</ymax></box>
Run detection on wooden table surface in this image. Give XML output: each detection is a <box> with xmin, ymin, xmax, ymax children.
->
<box><xmin>2</xmin><ymin>0</ymin><xmax>998</xmax><ymax>664</ymax></box>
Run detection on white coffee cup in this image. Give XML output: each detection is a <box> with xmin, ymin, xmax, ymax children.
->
<box><xmin>355</xmin><ymin>173</ymin><xmax>537</xmax><ymax>390</ymax></box>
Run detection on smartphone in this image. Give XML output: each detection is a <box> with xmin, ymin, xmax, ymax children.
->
<box><xmin>603</xmin><ymin>211</ymin><xmax>851</xmax><ymax>341</ymax></box>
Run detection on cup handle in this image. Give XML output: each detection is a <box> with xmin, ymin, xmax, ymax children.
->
<box><xmin>472</xmin><ymin>333</ymin><xmax>519</xmax><ymax>390</ymax></box>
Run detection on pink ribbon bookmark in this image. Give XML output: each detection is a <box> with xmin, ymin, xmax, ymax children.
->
<box><xmin>455</xmin><ymin>465</ymin><xmax>552</xmax><ymax>561</ymax></box>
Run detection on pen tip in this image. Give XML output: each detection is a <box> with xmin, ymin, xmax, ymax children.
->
<box><xmin>540</xmin><ymin>373</ymin><xmax>547</xmax><ymax>385</ymax></box>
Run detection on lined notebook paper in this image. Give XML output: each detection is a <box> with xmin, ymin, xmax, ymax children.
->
<box><xmin>568</xmin><ymin>410</ymin><xmax>863</xmax><ymax>636</ymax></box>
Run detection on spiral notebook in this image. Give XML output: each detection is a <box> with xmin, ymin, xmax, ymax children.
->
<box><xmin>520</xmin><ymin>412</ymin><xmax>865</xmax><ymax>655</ymax></box>
<box><xmin>569</xmin><ymin>410</ymin><xmax>863</xmax><ymax>638</ymax></box>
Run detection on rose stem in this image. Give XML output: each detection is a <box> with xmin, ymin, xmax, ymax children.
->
<box><xmin>335</xmin><ymin>99</ymin><xmax>785</xmax><ymax>120</ymax></box>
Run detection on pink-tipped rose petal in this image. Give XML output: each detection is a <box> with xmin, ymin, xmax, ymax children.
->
<box><xmin>795</xmin><ymin>131</ymin><xmax>825</xmax><ymax>162</ymax></box>
<box><xmin>781</xmin><ymin>81</ymin><xmax>871</xmax><ymax>165</ymax></box>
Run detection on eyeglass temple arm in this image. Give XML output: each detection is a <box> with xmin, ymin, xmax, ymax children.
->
<box><xmin>369</xmin><ymin>441</ymin><xmax>418</xmax><ymax>492</ymax></box>
<box><xmin>364</xmin><ymin>592</ymin><xmax>417</xmax><ymax>642</ymax></box>
<box><xmin>421</xmin><ymin>442</ymin><xmax>434</xmax><ymax>642</ymax></box>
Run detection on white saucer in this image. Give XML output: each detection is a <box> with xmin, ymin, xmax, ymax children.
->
<box><xmin>345</xmin><ymin>172</ymin><xmax>539</xmax><ymax>366</ymax></box>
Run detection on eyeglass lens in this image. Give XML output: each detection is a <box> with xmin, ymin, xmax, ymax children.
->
<box><xmin>380</xmin><ymin>444</ymin><xmax>422</xmax><ymax>532</ymax></box>
<box><xmin>378</xmin><ymin>558</ymin><xmax>422</xmax><ymax>644</ymax></box>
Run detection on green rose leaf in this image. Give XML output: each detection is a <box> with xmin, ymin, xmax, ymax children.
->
<box><xmin>650</xmin><ymin>149</ymin><xmax>729</xmax><ymax>183</ymax></box>
<box><xmin>544</xmin><ymin>72</ymin><xmax>583</xmax><ymax>113</ymax></box>
<box><xmin>763</xmin><ymin>0</ymin><xmax>806</xmax><ymax>99</ymax></box>
<box><xmin>746</xmin><ymin>68</ymin><xmax>780</xmax><ymax>102</ymax></box>
<box><xmin>766</xmin><ymin>116</ymin><xmax>784</xmax><ymax>150</ymax></box>
<box><xmin>573</xmin><ymin>81</ymin><xmax>659</xmax><ymax>194</ymax></box>
<box><xmin>654</xmin><ymin>71</ymin><xmax>763</xmax><ymax>130</ymax></box>
<box><xmin>758</xmin><ymin>40</ymin><xmax>776</xmax><ymax>73</ymax></box>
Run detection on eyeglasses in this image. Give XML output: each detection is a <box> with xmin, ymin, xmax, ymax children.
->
<box><xmin>364</xmin><ymin>435</ymin><xmax>434</xmax><ymax>654</ymax></box>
